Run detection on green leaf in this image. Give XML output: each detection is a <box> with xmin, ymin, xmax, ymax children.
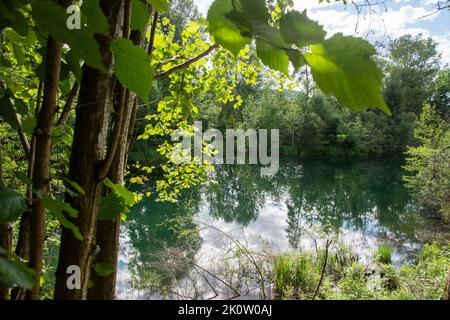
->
<box><xmin>42</xmin><ymin>196</ymin><xmax>83</xmax><ymax>240</ymax></box>
<box><xmin>287</xmin><ymin>50</ymin><xmax>305</xmax><ymax>72</ymax></box>
<box><xmin>304</xmin><ymin>34</ymin><xmax>391</xmax><ymax>115</ymax></box>
<box><xmin>65</xmin><ymin>50</ymin><xmax>82</xmax><ymax>82</ymax></box>
<box><xmin>207</xmin><ymin>0</ymin><xmax>251</xmax><ymax>56</ymax></box>
<box><xmin>0</xmin><ymin>256</ymin><xmax>35</xmax><ymax>290</ymax></box>
<box><xmin>0</xmin><ymin>183</ymin><xmax>26</xmax><ymax>223</ymax></box>
<box><xmin>14</xmin><ymin>99</ymin><xmax>28</xmax><ymax>115</ymax></box>
<box><xmin>42</xmin><ymin>196</ymin><xmax>78</xmax><ymax>218</ymax></box>
<box><xmin>12</xmin><ymin>43</ymin><xmax>25</xmax><ymax>66</ymax></box>
<box><xmin>0</xmin><ymin>0</ymin><xmax>29</xmax><ymax>36</ymax></box>
<box><xmin>280</xmin><ymin>10</ymin><xmax>326</xmax><ymax>47</ymax></box>
<box><xmin>103</xmin><ymin>178</ymin><xmax>135</xmax><ymax>207</ymax></box>
<box><xmin>147</xmin><ymin>0</ymin><xmax>169</xmax><ymax>13</ymax></box>
<box><xmin>65</xmin><ymin>179</ymin><xmax>86</xmax><ymax>195</ymax></box>
<box><xmin>0</xmin><ymin>94</ymin><xmax>19</xmax><ymax>130</ymax></box>
<box><xmin>98</xmin><ymin>192</ymin><xmax>126</xmax><ymax>221</ymax></box>
<box><xmin>256</xmin><ymin>39</ymin><xmax>289</xmax><ymax>75</ymax></box>
<box><xmin>94</xmin><ymin>262</ymin><xmax>114</xmax><ymax>277</ymax></box>
<box><xmin>32</xmin><ymin>0</ymin><xmax>108</xmax><ymax>71</ymax></box>
<box><xmin>21</xmin><ymin>116</ymin><xmax>36</xmax><ymax>136</ymax></box>
<box><xmin>131</xmin><ymin>0</ymin><xmax>150</xmax><ymax>33</ymax></box>
<box><xmin>110</xmin><ymin>38</ymin><xmax>153</xmax><ymax>104</ymax></box>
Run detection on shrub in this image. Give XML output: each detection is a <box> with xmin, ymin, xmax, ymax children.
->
<box><xmin>376</xmin><ymin>244</ymin><xmax>393</xmax><ymax>264</ymax></box>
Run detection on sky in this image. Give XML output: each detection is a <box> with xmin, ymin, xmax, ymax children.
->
<box><xmin>194</xmin><ymin>0</ymin><xmax>450</xmax><ymax>64</ymax></box>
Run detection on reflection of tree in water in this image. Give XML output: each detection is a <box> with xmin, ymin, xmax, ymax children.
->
<box><xmin>205</xmin><ymin>165</ymin><xmax>283</xmax><ymax>226</ymax></box>
<box><xmin>281</xmin><ymin>159</ymin><xmax>418</xmax><ymax>248</ymax></box>
<box><xmin>204</xmin><ymin>159</ymin><xmax>421</xmax><ymax>249</ymax></box>
<box><xmin>124</xmin><ymin>188</ymin><xmax>202</xmax><ymax>297</ymax></box>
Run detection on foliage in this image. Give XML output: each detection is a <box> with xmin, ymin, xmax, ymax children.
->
<box><xmin>207</xmin><ymin>0</ymin><xmax>389</xmax><ymax>114</ymax></box>
<box><xmin>375</xmin><ymin>245</ymin><xmax>393</xmax><ymax>265</ymax></box>
<box><xmin>0</xmin><ymin>182</ymin><xmax>26</xmax><ymax>223</ymax></box>
<box><xmin>404</xmin><ymin>104</ymin><xmax>450</xmax><ymax>221</ymax></box>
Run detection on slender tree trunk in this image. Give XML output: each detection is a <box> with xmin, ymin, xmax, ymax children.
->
<box><xmin>54</xmin><ymin>0</ymin><xmax>124</xmax><ymax>300</ymax></box>
<box><xmin>10</xmin><ymin>82</ymin><xmax>43</xmax><ymax>301</ymax></box>
<box><xmin>26</xmin><ymin>31</ymin><xmax>68</xmax><ymax>299</ymax></box>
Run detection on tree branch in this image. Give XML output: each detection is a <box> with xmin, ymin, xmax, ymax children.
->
<box><xmin>312</xmin><ymin>239</ymin><xmax>332</xmax><ymax>300</ymax></box>
<box><xmin>56</xmin><ymin>82</ymin><xmax>80</xmax><ymax>126</ymax></box>
<box><xmin>0</xmin><ymin>79</ymin><xmax>31</xmax><ymax>158</ymax></box>
<box><xmin>154</xmin><ymin>44</ymin><xmax>219</xmax><ymax>80</ymax></box>
<box><xmin>147</xmin><ymin>10</ymin><xmax>158</xmax><ymax>56</ymax></box>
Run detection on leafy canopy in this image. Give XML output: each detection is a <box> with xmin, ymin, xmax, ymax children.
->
<box><xmin>207</xmin><ymin>0</ymin><xmax>390</xmax><ymax>114</ymax></box>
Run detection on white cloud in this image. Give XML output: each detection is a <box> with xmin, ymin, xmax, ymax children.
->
<box><xmin>195</xmin><ymin>0</ymin><xmax>213</xmax><ymax>15</ymax></box>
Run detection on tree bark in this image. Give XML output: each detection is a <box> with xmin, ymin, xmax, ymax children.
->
<box><xmin>54</xmin><ymin>0</ymin><xmax>124</xmax><ymax>300</ymax></box>
<box><xmin>88</xmin><ymin>2</ymin><xmax>144</xmax><ymax>299</ymax></box>
<box><xmin>11</xmin><ymin>82</ymin><xmax>42</xmax><ymax>301</ymax></box>
<box><xmin>26</xmin><ymin>21</ymin><xmax>71</xmax><ymax>298</ymax></box>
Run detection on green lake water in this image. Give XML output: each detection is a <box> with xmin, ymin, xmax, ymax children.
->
<box><xmin>116</xmin><ymin>159</ymin><xmax>449</xmax><ymax>299</ymax></box>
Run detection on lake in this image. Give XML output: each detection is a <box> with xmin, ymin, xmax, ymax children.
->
<box><xmin>116</xmin><ymin>159</ymin><xmax>449</xmax><ymax>299</ymax></box>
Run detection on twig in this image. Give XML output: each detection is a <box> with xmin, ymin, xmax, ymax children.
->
<box><xmin>312</xmin><ymin>239</ymin><xmax>332</xmax><ymax>300</ymax></box>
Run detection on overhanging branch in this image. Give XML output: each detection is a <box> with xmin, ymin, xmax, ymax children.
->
<box><xmin>154</xmin><ymin>44</ymin><xmax>219</xmax><ymax>80</ymax></box>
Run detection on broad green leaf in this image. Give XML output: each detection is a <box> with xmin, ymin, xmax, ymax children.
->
<box><xmin>42</xmin><ymin>196</ymin><xmax>78</xmax><ymax>219</ymax></box>
<box><xmin>280</xmin><ymin>10</ymin><xmax>326</xmax><ymax>47</ymax></box>
<box><xmin>32</xmin><ymin>1</ymin><xmax>108</xmax><ymax>71</ymax></box>
<box><xmin>0</xmin><ymin>256</ymin><xmax>35</xmax><ymax>290</ymax></box>
<box><xmin>0</xmin><ymin>0</ymin><xmax>30</xmax><ymax>36</ymax></box>
<box><xmin>94</xmin><ymin>262</ymin><xmax>114</xmax><ymax>277</ymax></box>
<box><xmin>256</xmin><ymin>39</ymin><xmax>289</xmax><ymax>75</ymax></box>
<box><xmin>42</xmin><ymin>196</ymin><xmax>83</xmax><ymax>240</ymax></box>
<box><xmin>110</xmin><ymin>38</ymin><xmax>153</xmax><ymax>104</ymax></box>
<box><xmin>131</xmin><ymin>0</ymin><xmax>150</xmax><ymax>33</ymax></box>
<box><xmin>0</xmin><ymin>94</ymin><xmax>20</xmax><ymax>130</ymax></box>
<box><xmin>21</xmin><ymin>116</ymin><xmax>37</xmax><ymax>136</ymax></box>
<box><xmin>304</xmin><ymin>34</ymin><xmax>391</xmax><ymax>115</ymax></box>
<box><xmin>14</xmin><ymin>99</ymin><xmax>28</xmax><ymax>115</ymax></box>
<box><xmin>147</xmin><ymin>0</ymin><xmax>169</xmax><ymax>13</ymax></box>
<box><xmin>98</xmin><ymin>192</ymin><xmax>126</xmax><ymax>221</ymax></box>
<box><xmin>0</xmin><ymin>183</ymin><xmax>26</xmax><ymax>223</ymax></box>
<box><xmin>65</xmin><ymin>50</ymin><xmax>82</xmax><ymax>82</ymax></box>
<box><xmin>224</xmin><ymin>0</ymin><xmax>270</xmax><ymax>35</ymax></box>
<box><xmin>287</xmin><ymin>50</ymin><xmax>306</xmax><ymax>72</ymax></box>
<box><xmin>103</xmin><ymin>178</ymin><xmax>136</xmax><ymax>207</ymax></box>
<box><xmin>207</xmin><ymin>0</ymin><xmax>251</xmax><ymax>56</ymax></box>
<box><xmin>12</xmin><ymin>43</ymin><xmax>25</xmax><ymax>66</ymax></box>
<box><xmin>65</xmin><ymin>179</ymin><xmax>86</xmax><ymax>195</ymax></box>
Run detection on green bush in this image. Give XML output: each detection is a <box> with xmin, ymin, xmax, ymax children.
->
<box><xmin>376</xmin><ymin>244</ymin><xmax>393</xmax><ymax>264</ymax></box>
<box><xmin>395</xmin><ymin>243</ymin><xmax>450</xmax><ymax>300</ymax></box>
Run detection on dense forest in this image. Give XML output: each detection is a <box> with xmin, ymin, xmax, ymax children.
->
<box><xmin>0</xmin><ymin>0</ymin><xmax>449</xmax><ymax>301</ymax></box>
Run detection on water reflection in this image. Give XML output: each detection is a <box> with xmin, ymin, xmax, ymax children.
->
<box><xmin>117</xmin><ymin>159</ymin><xmax>449</xmax><ymax>299</ymax></box>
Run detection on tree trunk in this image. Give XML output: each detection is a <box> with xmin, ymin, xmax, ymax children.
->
<box><xmin>11</xmin><ymin>82</ymin><xmax>42</xmax><ymax>301</ymax></box>
<box><xmin>54</xmin><ymin>0</ymin><xmax>124</xmax><ymax>300</ymax></box>
<box><xmin>88</xmin><ymin>3</ymin><xmax>145</xmax><ymax>299</ymax></box>
<box><xmin>26</xmin><ymin>27</ymin><xmax>69</xmax><ymax>299</ymax></box>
